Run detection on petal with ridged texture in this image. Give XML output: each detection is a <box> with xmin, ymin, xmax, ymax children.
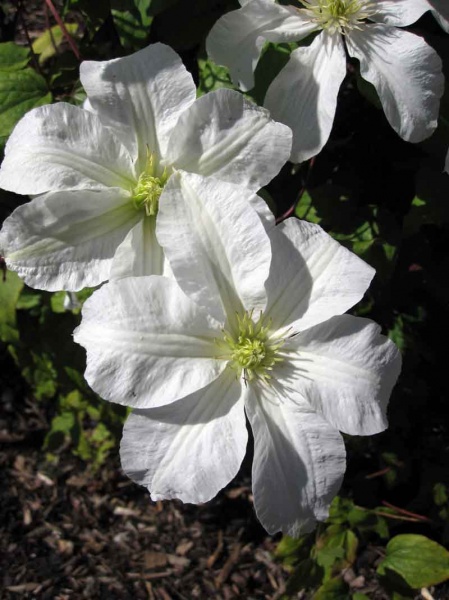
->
<box><xmin>206</xmin><ymin>0</ymin><xmax>315</xmax><ymax>91</ymax></box>
<box><xmin>157</xmin><ymin>171</ymin><xmax>271</xmax><ymax>322</ymax></box>
<box><xmin>282</xmin><ymin>315</ymin><xmax>402</xmax><ymax>436</ymax></box>
<box><xmin>80</xmin><ymin>43</ymin><xmax>196</xmax><ymax>170</ymax></box>
<box><xmin>346</xmin><ymin>25</ymin><xmax>444</xmax><ymax>143</ymax></box>
<box><xmin>0</xmin><ymin>103</ymin><xmax>135</xmax><ymax>195</ymax></box>
<box><xmin>109</xmin><ymin>216</ymin><xmax>166</xmax><ymax>280</ymax></box>
<box><xmin>264</xmin><ymin>32</ymin><xmax>346</xmax><ymax>163</ymax></box>
<box><xmin>264</xmin><ymin>219</ymin><xmax>374</xmax><ymax>333</ymax></box>
<box><xmin>0</xmin><ymin>188</ymin><xmax>139</xmax><ymax>291</ymax></box>
<box><xmin>165</xmin><ymin>88</ymin><xmax>292</xmax><ymax>191</ymax></box>
<box><xmin>121</xmin><ymin>369</ymin><xmax>247</xmax><ymax>503</ymax></box>
<box><xmin>74</xmin><ymin>276</ymin><xmax>224</xmax><ymax>409</ymax></box>
<box><xmin>246</xmin><ymin>386</ymin><xmax>346</xmax><ymax>537</ymax></box>
<box><xmin>372</xmin><ymin>0</ymin><xmax>431</xmax><ymax>26</ymax></box>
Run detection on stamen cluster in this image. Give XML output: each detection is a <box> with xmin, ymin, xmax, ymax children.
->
<box><xmin>217</xmin><ymin>311</ymin><xmax>285</xmax><ymax>383</ymax></box>
<box><xmin>299</xmin><ymin>0</ymin><xmax>375</xmax><ymax>34</ymax></box>
<box><xmin>132</xmin><ymin>152</ymin><xmax>170</xmax><ymax>217</ymax></box>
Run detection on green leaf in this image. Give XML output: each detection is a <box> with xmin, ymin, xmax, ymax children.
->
<box><xmin>0</xmin><ymin>271</ymin><xmax>23</xmax><ymax>343</ymax></box>
<box><xmin>63</xmin><ymin>0</ymin><xmax>110</xmax><ymax>31</ymax></box>
<box><xmin>276</xmin><ymin>532</ymin><xmax>315</xmax><ymax>567</ymax></box>
<box><xmin>434</xmin><ymin>483</ymin><xmax>449</xmax><ymax>507</ymax></box>
<box><xmin>0</xmin><ymin>42</ymin><xmax>30</xmax><ymax>71</ymax></box>
<box><xmin>16</xmin><ymin>288</ymin><xmax>42</xmax><ymax>310</ymax></box>
<box><xmin>32</xmin><ymin>23</ymin><xmax>79</xmax><ymax>64</ymax></box>
<box><xmin>0</xmin><ymin>68</ymin><xmax>51</xmax><ymax>138</ymax></box>
<box><xmin>314</xmin><ymin>577</ymin><xmax>351</xmax><ymax>600</ymax></box>
<box><xmin>285</xmin><ymin>558</ymin><xmax>324</xmax><ymax>595</ymax></box>
<box><xmin>377</xmin><ymin>534</ymin><xmax>449</xmax><ymax>588</ymax></box>
<box><xmin>111</xmin><ymin>0</ymin><xmax>153</xmax><ymax>49</ymax></box>
<box><xmin>251</xmin><ymin>42</ymin><xmax>292</xmax><ymax>105</ymax></box>
<box><xmin>198</xmin><ymin>57</ymin><xmax>235</xmax><ymax>97</ymax></box>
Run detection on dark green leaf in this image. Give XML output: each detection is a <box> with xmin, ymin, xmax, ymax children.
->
<box><xmin>0</xmin><ymin>68</ymin><xmax>51</xmax><ymax>138</ymax></box>
<box><xmin>314</xmin><ymin>577</ymin><xmax>351</xmax><ymax>600</ymax></box>
<box><xmin>111</xmin><ymin>0</ymin><xmax>152</xmax><ymax>49</ymax></box>
<box><xmin>0</xmin><ymin>271</ymin><xmax>23</xmax><ymax>343</ymax></box>
<box><xmin>0</xmin><ymin>42</ymin><xmax>30</xmax><ymax>71</ymax></box>
<box><xmin>377</xmin><ymin>534</ymin><xmax>449</xmax><ymax>588</ymax></box>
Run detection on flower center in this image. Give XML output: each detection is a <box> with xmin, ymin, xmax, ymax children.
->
<box><xmin>131</xmin><ymin>152</ymin><xmax>170</xmax><ymax>217</ymax></box>
<box><xmin>217</xmin><ymin>311</ymin><xmax>285</xmax><ymax>383</ymax></box>
<box><xmin>299</xmin><ymin>0</ymin><xmax>375</xmax><ymax>34</ymax></box>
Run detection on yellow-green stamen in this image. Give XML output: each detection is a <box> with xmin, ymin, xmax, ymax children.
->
<box><xmin>131</xmin><ymin>152</ymin><xmax>170</xmax><ymax>217</ymax></box>
<box><xmin>216</xmin><ymin>311</ymin><xmax>286</xmax><ymax>383</ymax></box>
<box><xmin>299</xmin><ymin>0</ymin><xmax>375</xmax><ymax>34</ymax></box>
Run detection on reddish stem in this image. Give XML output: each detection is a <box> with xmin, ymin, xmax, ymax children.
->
<box><xmin>44</xmin><ymin>0</ymin><xmax>81</xmax><ymax>61</ymax></box>
<box><xmin>381</xmin><ymin>501</ymin><xmax>430</xmax><ymax>522</ymax></box>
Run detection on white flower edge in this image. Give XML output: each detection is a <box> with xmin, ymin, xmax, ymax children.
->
<box><xmin>75</xmin><ymin>171</ymin><xmax>401</xmax><ymax>536</ymax></box>
<box><xmin>0</xmin><ymin>43</ymin><xmax>292</xmax><ymax>290</ymax></box>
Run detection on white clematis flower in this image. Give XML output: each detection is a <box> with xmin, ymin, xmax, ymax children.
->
<box><xmin>74</xmin><ymin>171</ymin><xmax>401</xmax><ymax>536</ymax></box>
<box><xmin>0</xmin><ymin>43</ymin><xmax>292</xmax><ymax>291</ymax></box>
<box><xmin>207</xmin><ymin>0</ymin><xmax>444</xmax><ymax>163</ymax></box>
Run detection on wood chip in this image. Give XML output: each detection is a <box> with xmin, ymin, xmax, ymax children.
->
<box><xmin>215</xmin><ymin>543</ymin><xmax>242</xmax><ymax>589</ymax></box>
<box><xmin>144</xmin><ymin>551</ymin><xmax>168</xmax><ymax>570</ymax></box>
<box><xmin>207</xmin><ymin>530</ymin><xmax>224</xmax><ymax>569</ymax></box>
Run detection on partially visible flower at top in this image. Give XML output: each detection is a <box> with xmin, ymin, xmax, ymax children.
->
<box><xmin>74</xmin><ymin>171</ymin><xmax>401</xmax><ymax>537</ymax></box>
<box><xmin>0</xmin><ymin>43</ymin><xmax>292</xmax><ymax>291</ymax></box>
<box><xmin>207</xmin><ymin>0</ymin><xmax>445</xmax><ymax>163</ymax></box>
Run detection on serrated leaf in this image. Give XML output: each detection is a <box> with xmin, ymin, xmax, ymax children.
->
<box><xmin>32</xmin><ymin>23</ymin><xmax>79</xmax><ymax>64</ymax></box>
<box><xmin>0</xmin><ymin>42</ymin><xmax>30</xmax><ymax>71</ymax></box>
<box><xmin>377</xmin><ymin>534</ymin><xmax>449</xmax><ymax>588</ymax></box>
<box><xmin>0</xmin><ymin>68</ymin><xmax>51</xmax><ymax>138</ymax></box>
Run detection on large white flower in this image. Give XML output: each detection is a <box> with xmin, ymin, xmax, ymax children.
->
<box><xmin>0</xmin><ymin>43</ymin><xmax>291</xmax><ymax>291</ymax></box>
<box><xmin>207</xmin><ymin>0</ymin><xmax>445</xmax><ymax>163</ymax></box>
<box><xmin>74</xmin><ymin>171</ymin><xmax>401</xmax><ymax>536</ymax></box>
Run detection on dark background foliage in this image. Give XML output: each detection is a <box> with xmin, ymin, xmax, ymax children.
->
<box><xmin>1</xmin><ymin>1</ymin><xmax>449</xmax><ymax>598</ymax></box>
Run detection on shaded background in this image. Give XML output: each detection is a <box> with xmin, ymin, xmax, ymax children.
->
<box><xmin>1</xmin><ymin>0</ymin><xmax>449</xmax><ymax>598</ymax></box>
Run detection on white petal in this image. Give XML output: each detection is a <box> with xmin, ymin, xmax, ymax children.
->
<box><xmin>0</xmin><ymin>188</ymin><xmax>139</xmax><ymax>291</ymax></box>
<box><xmin>206</xmin><ymin>0</ymin><xmax>315</xmax><ymax>91</ymax></box>
<box><xmin>433</xmin><ymin>10</ymin><xmax>449</xmax><ymax>31</ymax></box>
<box><xmin>428</xmin><ymin>0</ymin><xmax>449</xmax><ymax>21</ymax></box>
<box><xmin>346</xmin><ymin>25</ymin><xmax>444</xmax><ymax>143</ymax></box>
<box><xmin>265</xmin><ymin>219</ymin><xmax>375</xmax><ymax>333</ymax></box>
<box><xmin>0</xmin><ymin>103</ymin><xmax>135</xmax><ymax>195</ymax></box>
<box><xmin>264</xmin><ymin>32</ymin><xmax>347</xmax><ymax>163</ymax></box>
<box><xmin>109</xmin><ymin>216</ymin><xmax>166</xmax><ymax>280</ymax></box>
<box><xmin>165</xmin><ymin>88</ymin><xmax>292</xmax><ymax>191</ymax></box>
<box><xmin>120</xmin><ymin>369</ymin><xmax>247</xmax><ymax>503</ymax></box>
<box><xmin>157</xmin><ymin>172</ymin><xmax>272</xmax><ymax>322</ymax></box>
<box><xmin>74</xmin><ymin>276</ymin><xmax>224</xmax><ymax>409</ymax></box>
<box><xmin>80</xmin><ymin>43</ymin><xmax>196</xmax><ymax>170</ymax></box>
<box><xmin>284</xmin><ymin>315</ymin><xmax>402</xmax><ymax>436</ymax></box>
<box><xmin>246</xmin><ymin>387</ymin><xmax>346</xmax><ymax>537</ymax></box>
<box><xmin>372</xmin><ymin>0</ymin><xmax>431</xmax><ymax>26</ymax></box>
